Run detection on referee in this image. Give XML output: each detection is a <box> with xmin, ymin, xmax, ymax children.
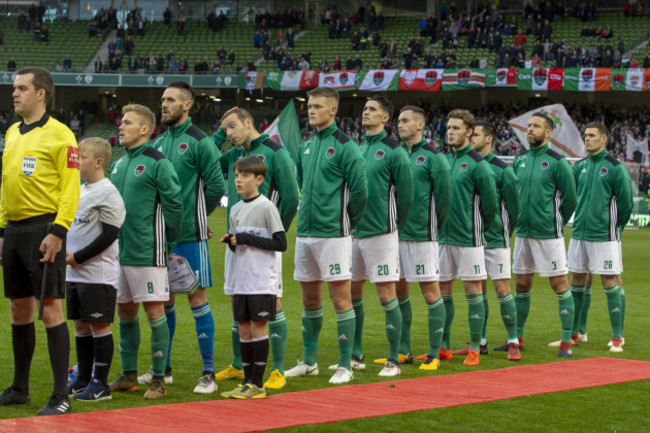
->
<box><xmin>0</xmin><ymin>67</ymin><xmax>81</xmax><ymax>415</ymax></box>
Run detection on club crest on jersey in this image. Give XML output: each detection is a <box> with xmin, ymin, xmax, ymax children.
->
<box><xmin>22</xmin><ymin>156</ymin><xmax>37</xmax><ymax>176</ymax></box>
<box><xmin>178</xmin><ymin>142</ymin><xmax>189</xmax><ymax>155</ymax></box>
<box><xmin>326</xmin><ymin>147</ymin><xmax>335</xmax><ymax>159</ymax></box>
<box><xmin>416</xmin><ymin>156</ymin><xmax>426</xmax><ymax>165</ymax></box>
<box><xmin>134</xmin><ymin>165</ymin><xmax>146</xmax><ymax>176</ymax></box>
<box><xmin>257</xmin><ymin>155</ymin><xmax>265</xmax><ymax>162</ymax></box>
<box><xmin>600</xmin><ymin>167</ymin><xmax>608</xmax><ymax>176</ymax></box>
<box><xmin>540</xmin><ymin>161</ymin><xmax>549</xmax><ymax>171</ymax></box>
<box><xmin>459</xmin><ymin>162</ymin><xmax>468</xmax><ymax>172</ymax></box>
<box><xmin>375</xmin><ymin>150</ymin><xmax>385</xmax><ymax>160</ymax></box>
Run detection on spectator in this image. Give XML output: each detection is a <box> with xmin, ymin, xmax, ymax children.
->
<box><xmin>298</xmin><ymin>56</ymin><xmax>310</xmax><ymax>70</ymax></box>
<box><xmin>124</xmin><ymin>36</ymin><xmax>134</xmax><ymax>55</ymax></box>
<box><xmin>333</xmin><ymin>56</ymin><xmax>341</xmax><ymax>70</ymax></box>
<box><xmin>163</xmin><ymin>7</ymin><xmax>172</xmax><ymax>26</ymax></box>
<box><xmin>63</xmin><ymin>54</ymin><xmax>72</xmax><ymax>72</ymax></box>
<box><xmin>513</xmin><ymin>29</ymin><xmax>526</xmax><ymax>47</ymax></box>
<box><xmin>33</xmin><ymin>21</ymin><xmax>41</xmax><ymax>41</ymax></box>
<box><xmin>479</xmin><ymin>55</ymin><xmax>488</xmax><ymax>69</ymax></box>
<box><xmin>211</xmin><ymin>60</ymin><xmax>221</xmax><ymax>74</ymax></box>
<box><xmin>178</xmin><ymin>56</ymin><xmax>188</xmax><ymax>74</ymax></box>
<box><xmin>353</xmin><ymin>53</ymin><xmax>363</xmax><ymax>70</ymax></box>
<box><xmin>177</xmin><ymin>18</ymin><xmax>185</xmax><ymax>36</ymax></box>
<box><xmin>287</xmin><ymin>27</ymin><xmax>295</xmax><ymax>47</ymax></box>
<box><xmin>217</xmin><ymin>45</ymin><xmax>227</xmax><ymax>64</ymax></box>
<box><xmin>168</xmin><ymin>55</ymin><xmax>177</xmax><ymax>74</ymax></box>
<box><xmin>55</xmin><ymin>59</ymin><xmax>63</xmax><ymax>72</ymax></box>
<box><xmin>227</xmin><ymin>49</ymin><xmax>236</xmax><ymax>66</ymax></box>
<box><xmin>94</xmin><ymin>56</ymin><xmax>103</xmax><ymax>73</ymax></box>
<box><xmin>345</xmin><ymin>55</ymin><xmax>354</xmax><ymax>69</ymax></box>
<box><xmin>254</xmin><ymin>31</ymin><xmax>262</xmax><ymax>48</ymax></box>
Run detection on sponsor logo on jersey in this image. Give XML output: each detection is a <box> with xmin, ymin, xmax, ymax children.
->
<box><xmin>581</xmin><ymin>168</ymin><xmax>587</xmax><ymax>173</ymax></box>
<box><xmin>600</xmin><ymin>167</ymin><xmax>608</xmax><ymax>176</ymax></box>
<box><xmin>459</xmin><ymin>162</ymin><xmax>468</xmax><ymax>172</ymax></box>
<box><xmin>540</xmin><ymin>161</ymin><xmax>549</xmax><ymax>171</ymax></box>
<box><xmin>67</xmin><ymin>146</ymin><xmax>80</xmax><ymax>169</ymax></box>
<box><xmin>375</xmin><ymin>149</ymin><xmax>385</xmax><ymax>160</ymax></box>
<box><xmin>326</xmin><ymin>147</ymin><xmax>335</xmax><ymax>159</ymax></box>
<box><xmin>178</xmin><ymin>142</ymin><xmax>189</xmax><ymax>155</ymax></box>
<box><xmin>257</xmin><ymin>154</ymin><xmax>265</xmax><ymax>162</ymax></box>
<box><xmin>22</xmin><ymin>156</ymin><xmax>37</xmax><ymax>175</ymax></box>
<box><xmin>134</xmin><ymin>164</ymin><xmax>146</xmax><ymax>176</ymax></box>
<box><xmin>416</xmin><ymin>156</ymin><xmax>426</xmax><ymax>165</ymax></box>
<box><xmin>304</xmin><ymin>148</ymin><xmax>310</xmax><ymax>154</ymax></box>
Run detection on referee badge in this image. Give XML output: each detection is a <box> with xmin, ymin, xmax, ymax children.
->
<box><xmin>326</xmin><ymin>147</ymin><xmax>336</xmax><ymax>159</ymax></box>
<box><xmin>599</xmin><ymin>167</ymin><xmax>608</xmax><ymax>176</ymax></box>
<box><xmin>134</xmin><ymin>164</ymin><xmax>146</xmax><ymax>176</ymax></box>
<box><xmin>375</xmin><ymin>150</ymin><xmax>385</xmax><ymax>160</ymax></box>
<box><xmin>459</xmin><ymin>162</ymin><xmax>468</xmax><ymax>172</ymax></box>
<box><xmin>540</xmin><ymin>161</ymin><xmax>550</xmax><ymax>171</ymax></box>
<box><xmin>178</xmin><ymin>142</ymin><xmax>188</xmax><ymax>155</ymax></box>
<box><xmin>416</xmin><ymin>156</ymin><xmax>426</xmax><ymax>165</ymax></box>
<box><xmin>22</xmin><ymin>156</ymin><xmax>37</xmax><ymax>176</ymax></box>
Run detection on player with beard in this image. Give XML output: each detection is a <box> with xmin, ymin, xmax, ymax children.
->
<box><xmin>141</xmin><ymin>82</ymin><xmax>225</xmax><ymax>394</ymax></box>
<box><xmin>438</xmin><ymin>109</ymin><xmax>497</xmax><ymax>366</ymax></box>
<box><xmin>509</xmin><ymin>112</ymin><xmax>577</xmax><ymax>357</ymax></box>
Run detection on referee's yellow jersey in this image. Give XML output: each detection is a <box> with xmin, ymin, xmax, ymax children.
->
<box><xmin>0</xmin><ymin>114</ymin><xmax>80</xmax><ymax>232</ymax></box>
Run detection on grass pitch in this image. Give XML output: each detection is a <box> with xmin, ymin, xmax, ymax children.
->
<box><xmin>1</xmin><ymin>208</ymin><xmax>649</xmax><ymax>431</ymax></box>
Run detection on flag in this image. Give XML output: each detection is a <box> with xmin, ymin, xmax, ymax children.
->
<box><xmin>265</xmin><ymin>70</ymin><xmax>319</xmax><ymax>91</ymax></box>
<box><xmin>563</xmin><ymin>68</ymin><xmax>610</xmax><ymax>91</ymax></box>
<box><xmin>625</xmin><ymin>133</ymin><xmax>649</xmax><ymax>165</ymax></box>
<box><xmin>644</xmin><ymin>69</ymin><xmax>650</xmax><ymax>90</ymax></box>
<box><xmin>486</xmin><ymin>68</ymin><xmax>517</xmax><ymax>86</ymax></box>
<box><xmin>611</xmin><ymin>68</ymin><xmax>644</xmax><ymax>91</ymax></box>
<box><xmin>239</xmin><ymin>71</ymin><xmax>264</xmax><ymax>92</ymax></box>
<box><xmin>265</xmin><ymin>100</ymin><xmax>302</xmax><ymax>162</ymax></box>
<box><xmin>398</xmin><ymin>69</ymin><xmax>444</xmax><ymax>91</ymax></box>
<box><xmin>517</xmin><ymin>68</ymin><xmax>564</xmax><ymax>90</ymax></box>
<box><xmin>356</xmin><ymin>69</ymin><xmax>399</xmax><ymax>91</ymax></box>
<box><xmin>508</xmin><ymin>103</ymin><xmax>585</xmax><ymax>158</ymax></box>
<box><xmin>318</xmin><ymin>70</ymin><xmax>358</xmax><ymax>91</ymax></box>
<box><xmin>442</xmin><ymin>69</ymin><xmax>486</xmax><ymax>90</ymax></box>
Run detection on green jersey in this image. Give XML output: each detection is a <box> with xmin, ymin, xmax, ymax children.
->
<box><xmin>484</xmin><ymin>152</ymin><xmax>519</xmax><ymax>249</ymax></box>
<box><xmin>439</xmin><ymin>144</ymin><xmax>497</xmax><ymax>247</ymax></box>
<box><xmin>296</xmin><ymin>122</ymin><xmax>368</xmax><ymax>238</ymax></box>
<box><xmin>155</xmin><ymin>118</ymin><xmax>225</xmax><ymax>243</ymax></box>
<box><xmin>217</xmin><ymin>133</ymin><xmax>299</xmax><ymax>232</ymax></box>
<box><xmin>399</xmin><ymin>139</ymin><xmax>451</xmax><ymax>242</ymax></box>
<box><xmin>110</xmin><ymin>142</ymin><xmax>183</xmax><ymax>266</ymax></box>
<box><xmin>513</xmin><ymin>143</ymin><xmax>577</xmax><ymax>239</ymax></box>
<box><xmin>571</xmin><ymin>149</ymin><xmax>633</xmax><ymax>242</ymax></box>
<box><xmin>354</xmin><ymin>130</ymin><xmax>413</xmax><ymax>238</ymax></box>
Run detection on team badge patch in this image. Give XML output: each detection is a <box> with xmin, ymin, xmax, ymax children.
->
<box><xmin>134</xmin><ymin>164</ymin><xmax>146</xmax><ymax>176</ymax></box>
<box><xmin>326</xmin><ymin>147</ymin><xmax>335</xmax><ymax>159</ymax></box>
<box><xmin>22</xmin><ymin>156</ymin><xmax>37</xmax><ymax>176</ymax></box>
<box><xmin>600</xmin><ymin>167</ymin><xmax>608</xmax><ymax>176</ymax></box>
<box><xmin>416</xmin><ymin>156</ymin><xmax>426</xmax><ymax>165</ymax></box>
<box><xmin>178</xmin><ymin>142</ymin><xmax>188</xmax><ymax>155</ymax></box>
<box><xmin>67</xmin><ymin>146</ymin><xmax>80</xmax><ymax>169</ymax></box>
<box><xmin>459</xmin><ymin>162</ymin><xmax>468</xmax><ymax>172</ymax></box>
<box><xmin>257</xmin><ymin>155</ymin><xmax>265</xmax><ymax>162</ymax></box>
<box><xmin>375</xmin><ymin>150</ymin><xmax>385</xmax><ymax>160</ymax></box>
<box><xmin>540</xmin><ymin>161</ymin><xmax>549</xmax><ymax>171</ymax></box>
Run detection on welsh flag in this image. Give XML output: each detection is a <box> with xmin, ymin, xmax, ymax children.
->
<box><xmin>442</xmin><ymin>69</ymin><xmax>485</xmax><ymax>90</ymax></box>
<box><xmin>356</xmin><ymin>69</ymin><xmax>399</xmax><ymax>91</ymax></box>
<box><xmin>486</xmin><ymin>68</ymin><xmax>517</xmax><ymax>86</ymax></box>
<box><xmin>265</xmin><ymin>100</ymin><xmax>302</xmax><ymax>162</ymax></box>
<box><xmin>398</xmin><ymin>69</ymin><xmax>444</xmax><ymax>91</ymax></box>
<box><xmin>239</xmin><ymin>71</ymin><xmax>264</xmax><ymax>92</ymax></box>
<box><xmin>563</xmin><ymin>68</ymin><xmax>610</xmax><ymax>91</ymax></box>
<box><xmin>517</xmin><ymin>68</ymin><xmax>564</xmax><ymax>90</ymax></box>
<box><xmin>265</xmin><ymin>70</ymin><xmax>319</xmax><ymax>91</ymax></box>
<box><xmin>610</xmin><ymin>68</ymin><xmax>645</xmax><ymax>91</ymax></box>
<box><xmin>318</xmin><ymin>70</ymin><xmax>358</xmax><ymax>91</ymax></box>
<box><xmin>508</xmin><ymin>103</ymin><xmax>585</xmax><ymax>158</ymax></box>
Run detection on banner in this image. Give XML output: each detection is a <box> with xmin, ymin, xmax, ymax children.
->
<box><xmin>486</xmin><ymin>68</ymin><xmax>517</xmax><ymax>86</ymax></box>
<box><xmin>193</xmin><ymin>74</ymin><xmax>239</xmax><ymax>88</ymax></box>
<box><xmin>265</xmin><ymin>99</ymin><xmax>302</xmax><ymax>162</ymax></box>
<box><xmin>266</xmin><ymin>70</ymin><xmax>319</xmax><ymax>91</ymax></box>
<box><xmin>626</xmin><ymin>133</ymin><xmax>648</xmax><ymax>165</ymax></box>
<box><xmin>399</xmin><ymin>69</ymin><xmax>444</xmax><ymax>91</ymax></box>
<box><xmin>564</xmin><ymin>68</ymin><xmax>610</xmax><ymax>91</ymax></box>
<box><xmin>318</xmin><ymin>70</ymin><xmax>358</xmax><ymax>90</ymax></box>
<box><xmin>442</xmin><ymin>69</ymin><xmax>485</xmax><ymax>90</ymax></box>
<box><xmin>356</xmin><ymin>69</ymin><xmax>399</xmax><ymax>91</ymax></box>
<box><xmin>508</xmin><ymin>103</ymin><xmax>585</xmax><ymax>158</ymax></box>
<box><xmin>517</xmin><ymin>68</ymin><xmax>564</xmax><ymax>90</ymax></box>
<box><xmin>611</xmin><ymin>68</ymin><xmax>645</xmax><ymax>91</ymax></box>
<box><xmin>239</xmin><ymin>71</ymin><xmax>264</xmax><ymax>92</ymax></box>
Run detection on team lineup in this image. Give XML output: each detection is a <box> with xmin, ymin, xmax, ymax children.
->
<box><xmin>0</xmin><ymin>68</ymin><xmax>632</xmax><ymax>414</ymax></box>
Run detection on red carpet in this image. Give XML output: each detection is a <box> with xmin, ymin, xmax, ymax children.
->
<box><xmin>1</xmin><ymin>357</ymin><xmax>649</xmax><ymax>433</ymax></box>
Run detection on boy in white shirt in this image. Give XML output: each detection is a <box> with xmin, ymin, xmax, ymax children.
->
<box><xmin>66</xmin><ymin>138</ymin><xmax>125</xmax><ymax>401</ymax></box>
<box><xmin>220</xmin><ymin>156</ymin><xmax>287</xmax><ymax>399</ymax></box>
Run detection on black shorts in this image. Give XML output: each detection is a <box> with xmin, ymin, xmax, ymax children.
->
<box><xmin>3</xmin><ymin>215</ymin><xmax>66</xmax><ymax>300</ymax></box>
<box><xmin>233</xmin><ymin>294</ymin><xmax>277</xmax><ymax>322</ymax></box>
<box><xmin>66</xmin><ymin>282</ymin><xmax>117</xmax><ymax>323</ymax></box>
